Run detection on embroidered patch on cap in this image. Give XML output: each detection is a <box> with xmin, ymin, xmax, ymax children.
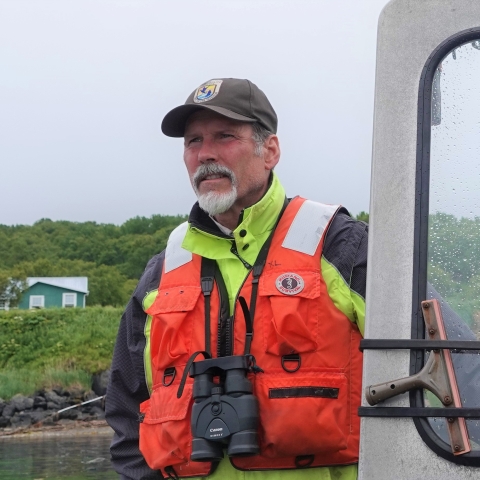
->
<box><xmin>193</xmin><ymin>79</ymin><xmax>223</xmax><ymax>103</ymax></box>
<box><xmin>275</xmin><ymin>273</ymin><xmax>305</xmax><ymax>295</ymax></box>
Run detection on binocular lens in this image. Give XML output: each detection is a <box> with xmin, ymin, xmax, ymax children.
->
<box><xmin>191</xmin><ymin>438</ymin><xmax>224</xmax><ymax>462</ymax></box>
<box><xmin>227</xmin><ymin>430</ymin><xmax>260</xmax><ymax>457</ymax></box>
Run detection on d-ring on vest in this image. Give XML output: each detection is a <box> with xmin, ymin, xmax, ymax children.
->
<box><xmin>139</xmin><ymin>197</ymin><xmax>363</xmax><ymax>478</ymax></box>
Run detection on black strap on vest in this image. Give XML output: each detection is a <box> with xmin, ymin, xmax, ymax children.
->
<box><xmin>164</xmin><ymin>466</ymin><xmax>179</xmax><ymax>479</ymax></box>
<box><xmin>200</xmin><ymin>197</ymin><xmax>290</xmax><ymax>357</ymax></box>
<box><xmin>241</xmin><ymin>230</ymin><xmax>276</xmax><ymax>355</ymax></box>
<box><xmin>200</xmin><ymin>259</ymin><xmax>216</xmax><ymax>356</ymax></box>
<box><xmin>242</xmin><ymin>197</ymin><xmax>290</xmax><ymax>355</ymax></box>
<box><xmin>238</xmin><ymin>296</ymin><xmax>253</xmax><ymax>354</ymax></box>
<box><xmin>177</xmin><ymin>350</ymin><xmax>211</xmax><ymax>399</ymax></box>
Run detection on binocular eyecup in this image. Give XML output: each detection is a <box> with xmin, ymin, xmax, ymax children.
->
<box><xmin>191</xmin><ymin>430</ymin><xmax>259</xmax><ymax>462</ymax></box>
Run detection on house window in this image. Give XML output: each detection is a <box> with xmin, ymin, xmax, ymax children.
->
<box><xmin>0</xmin><ymin>300</ymin><xmax>7</xmax><ymax>310</ymax></box>
<box><xmin>62</xmin><ymin>293</ymin><xmax>77</xmax><ymax>308</ymax></box>
<box><xmin>30</xmin><ymin>295</ymin><xmax>45</xmax><ymax>309</ymax></box>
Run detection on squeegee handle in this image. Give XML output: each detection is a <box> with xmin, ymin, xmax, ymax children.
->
<box><xmin>365</xmin><ymin>374</ymin><xmax>424</xmax><ymax>405</ymax></box>
<box><xmin>365</xmin><ymin>350</ymin><xmax>442</xmax><ymax>406</ymax></box>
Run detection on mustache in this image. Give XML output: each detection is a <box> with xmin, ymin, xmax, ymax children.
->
<box><xmin>193</xmin><ymin>163</ymin><xmax>237</xmax><ymax>189</ymax></box>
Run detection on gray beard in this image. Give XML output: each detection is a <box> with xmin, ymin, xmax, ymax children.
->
<box><xmin>193</xmin><ymin>163</ymin><xmax>238</xmax><ymax>215</ymax></box>
<box><xmin>197</xmin><ymin>187</ymin><xmax>238</xmax><ymax>216</ymax></box>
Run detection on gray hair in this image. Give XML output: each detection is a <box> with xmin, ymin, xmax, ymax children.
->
<box><xmin>251</xmin><ymin>122</ymin><xmax>273</xmax><ymax>156</ymax></box>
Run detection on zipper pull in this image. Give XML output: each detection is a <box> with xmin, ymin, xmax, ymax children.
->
<box><xmin>230</xmin><ymin>242</ymin><xmax>252</xmax><ymax>269</ymax></box>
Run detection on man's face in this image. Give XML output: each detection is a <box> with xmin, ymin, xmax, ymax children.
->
<box><xmin>183</xmin><ymin>110</ymin><xmax>271</xmax><ymax>216</ymax></box>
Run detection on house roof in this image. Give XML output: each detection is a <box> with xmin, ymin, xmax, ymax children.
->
<box><xmin>27</xmin><ymin>277</ymin><xmax>89</xmax><ymax>294</ymax></box>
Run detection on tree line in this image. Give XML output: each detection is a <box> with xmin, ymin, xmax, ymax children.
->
<box><xmin>0</xmin><ymin>215</ymin><xmax>187</xmax><ymax>307</ymax></box>
<box><xmin>0</xmin><ymin>211</ymin><xmax>374</xmax><ymax>309</ymax></box>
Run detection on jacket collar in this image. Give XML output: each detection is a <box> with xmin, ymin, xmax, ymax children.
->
<box><xmin>182</xmin><ymin>172</ymin><xmax>286</xmax><ymax>264</ymax></box>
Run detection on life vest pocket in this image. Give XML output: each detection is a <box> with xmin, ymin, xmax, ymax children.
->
<box><xmin>254</xmin><ymin>370</ymin><xmax>349</xmax><ymax>457</ymax></box>
<box><xmin>258</xmin><ymin>270</ymin><xmax>321</xmax><ymax>355</ymax></box>
<box><xmin>146</xmin><ymin>285</ymin><xmax>202</xmax><ymax>363</ymax></box>
<box><xmin>139</xmin><ymin>376</ymin><xmax>211</xmax><ymax>476</ymax></box>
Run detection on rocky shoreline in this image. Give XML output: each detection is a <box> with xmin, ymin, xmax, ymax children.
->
<box><xmin>0</xmin><ymin>370</ymin><xmax>111</xmax><ymax>436</ymax></box>
<box><xmin>0</xmin><ymin>387</ymin><xmax>107</xmax><ymax>436</ymax></box>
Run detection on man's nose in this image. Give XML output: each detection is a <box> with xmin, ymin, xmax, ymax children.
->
<box><xmin>197</xmin><ymin>137</ymin><xmax>217</xmax><ymax>164</ymax></box>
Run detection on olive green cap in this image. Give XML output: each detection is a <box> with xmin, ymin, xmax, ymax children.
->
<box><xmin>161</xmin><ymin>78</ymin><xmax>277</xmax><ymax>137</ymax></box>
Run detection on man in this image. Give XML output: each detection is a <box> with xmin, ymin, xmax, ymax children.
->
<box><xmin>106</xmin><ymin>78</ymin><xmax>368</xmax><ymax>480</ymax></box>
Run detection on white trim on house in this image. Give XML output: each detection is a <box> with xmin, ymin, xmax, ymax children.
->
<box><xmin>62</xmin><ymin>292</ymin><xmax>77</xmax><ymax>308</ymax></box>
<box><xmin>29</xmin><ymin>295</ymin><xmax>45</xmax><ymax>309</ymax></box>
<box><xmin>27</xmin><ymin>277</ymin><xmax>88</xmax><ymax>294</ymax></box>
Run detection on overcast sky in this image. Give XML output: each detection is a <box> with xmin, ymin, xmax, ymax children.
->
<box><xmin>0</xmin><ymin>0</ymin><xmax>389</xmax><ymax>226</ymax></box>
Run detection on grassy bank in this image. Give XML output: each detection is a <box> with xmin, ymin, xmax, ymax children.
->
<box><xmin>0</xmin><ymin>307</ymin><xmax>123</xmax><ymax>400</ymax></box>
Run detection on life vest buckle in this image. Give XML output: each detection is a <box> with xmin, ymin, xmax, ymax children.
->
<box><xmin>281</xmin><ymin>353</ymin><xmax>301</xmax><ymax>373</ymax></box>
<box><xmin>295</xmin><ymin>454</ymin><xmax>315</xmax><ymax>468</ymax></box>
<box><xmin>163</xmin><ymin>367</ymin><xmax>176</xmax><ymax>387</ymax></box>
<box><xmin>164</xmin><ymin>465</ymin><xmax>179</xmax><ymax>479</ymax></box>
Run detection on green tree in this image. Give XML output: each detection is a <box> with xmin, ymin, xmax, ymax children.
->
<box><xmin>0</xmin><ymin>214</ymin><xmax>188</xmax><ymax>306</ymax></box>
<box><xmin>0</xmin><ymin>270</ymin><xmax>27</xmax><ymax>308</ymax></box>
<box><xmin>427</xmin><ymin>264</ymin><xmax>457</xmax><ymax>298</ymax></box>
<box><xmin>87</xmin><ymin>265</ymin><xmax>131</xmax><ymax>306</ymax></box>
<box><xmin>355</xmin><ymin>211</ymin><xmax>369</xmax><ymax>223</ymax></box>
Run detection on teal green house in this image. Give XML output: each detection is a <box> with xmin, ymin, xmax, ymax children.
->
<box><xmin>18</xmin><ymin>277</ymin><xmax>89</xmax><ymax>309</ymax></box>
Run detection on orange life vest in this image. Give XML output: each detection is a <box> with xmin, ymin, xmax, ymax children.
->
<box><xmin>139</xmin><ymin>197</ymin><xmax>363</xmax><ymax>478</ymax></box>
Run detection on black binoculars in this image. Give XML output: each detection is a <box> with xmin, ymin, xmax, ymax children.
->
<box><xmin>189</xmin><ymin>355</ymin><xmax>260</xmax><ymax>462</ymax></box>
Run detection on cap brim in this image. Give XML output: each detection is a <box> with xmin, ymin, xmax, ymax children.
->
<box><xmin>161</xmin><ymin>104</ymin><xmax>256</xmax><ymax>137</ymax></box>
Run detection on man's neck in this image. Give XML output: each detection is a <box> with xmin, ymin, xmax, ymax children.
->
<box><xmin>212</xmin><ymin>182</ymin><xmax>271</xmax><ymax>230</ymax></box>
<box><xmin>210</xmin><ymin>215</ymin><xmax>233</xmax><ymax>236</ymax></box>
<box><xmin>212</xmin><ymin>207</ymin><xmax>243</xmax><ymax>231</ymax></box>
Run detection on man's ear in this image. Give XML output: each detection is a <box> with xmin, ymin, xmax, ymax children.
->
<box><xmin>263</xmin><ymin>135</ymin><xmax>280</xmax><ymax>171</ymax></box>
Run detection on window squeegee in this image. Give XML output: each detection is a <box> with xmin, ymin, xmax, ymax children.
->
<box><xmin>364</xmin><ymin>299</ymin><xmax>471</xmax><ymax>455</ymax></box>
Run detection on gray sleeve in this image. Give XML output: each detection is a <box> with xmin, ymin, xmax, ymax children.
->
<box><xmin>323</xmin><ymin>209</ymin><xmax>368</xmax><ymax>298</ymax></box>
<box><xmin>105</xmin><ymin>253</ymin><xmax>165</xmax><ymax>480</ymax></box>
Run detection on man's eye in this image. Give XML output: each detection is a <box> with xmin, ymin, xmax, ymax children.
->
<box><xmin>188</xmin><ymin>137</ymin><xmax>201</xmax><ymax>144</ymax></box>
<box><xmin>220</xmin><ymin>133</ymin><xmax>233</xmax><ymax>139</ymax></box>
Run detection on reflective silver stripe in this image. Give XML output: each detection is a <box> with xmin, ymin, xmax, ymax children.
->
<box><xmin>164</xmin><ymin>222</ymin><xmax>192</xmax><ymax>273</ymax></box>
<box><xmin>282</xmin><ymin>200</ymin><xmax>340</xmax><ymax>255</ymax></box>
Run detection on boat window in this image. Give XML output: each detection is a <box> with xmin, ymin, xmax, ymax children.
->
<box><xmin>427</xmin><ymin>38</ymin><xmax>480</xmax><ymax>451</ymax></box>
<box><xmin>413</xmin><ymin>30</ymin><xmax>480</xmax><ymax>465</ymax></box>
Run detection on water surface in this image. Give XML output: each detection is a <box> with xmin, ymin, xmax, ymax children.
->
<box><xmin>0</xmin><ymin>427</ymin><xmax>117</xmax><ymax>479</ymax></box>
